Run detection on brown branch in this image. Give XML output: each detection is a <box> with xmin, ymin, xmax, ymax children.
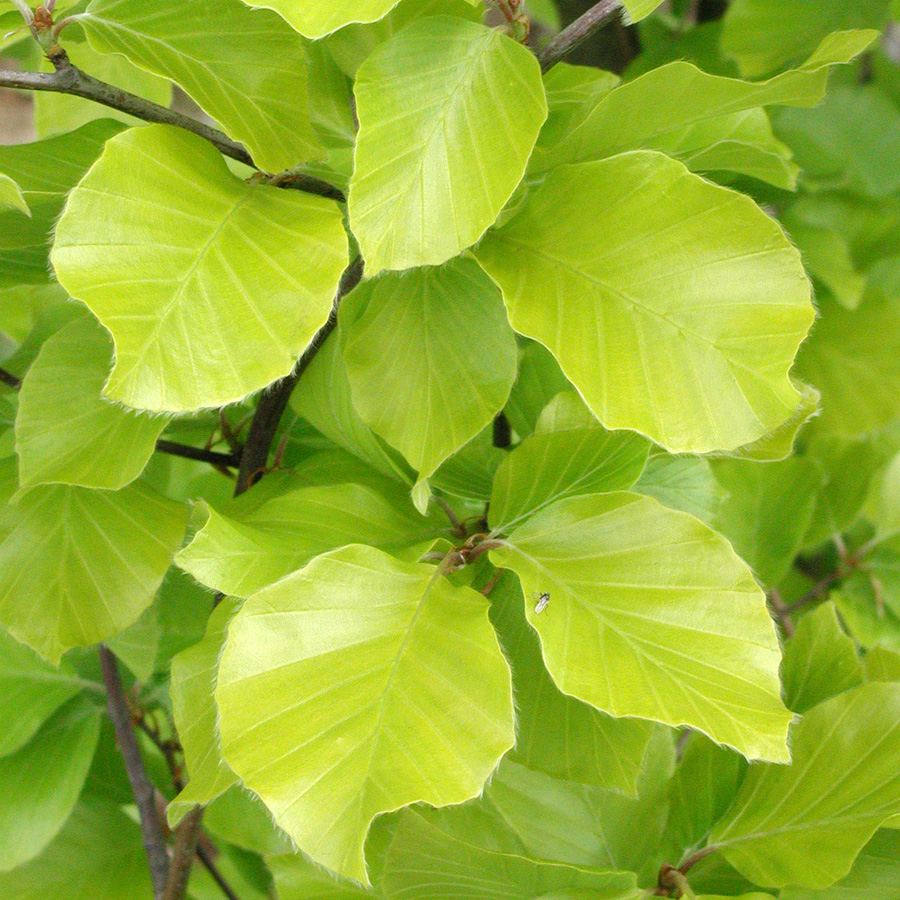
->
<box><xmin>147</xmin><ymin>737</ymin><xmax>241</xmax><ymax>900</ymax></box>
<box><xmin>433</xmin><ymin>495</ymin><xmax>466</xmax><ymax>537</ymax></box>
<box><xmin>537</xmin><ymin>0</ymin><xmax>623</xmax><ymax>72</ymax></box>
<box><xmin>767</xmin><ymin>590</ymin><xmax>796</xmax><ymax>638</ymax></box>
<box><xmin>0</xmin><ymin>56</ymin><xmax>343</xmax><ymax>201</ymax></box>
<box><xmin>155</xmin><ymin>440</ymin><xmax>242</xmax><ymax>469</ymax></box>
<box><xmin>99</xmin><ymin>646</ymin><xmax>170</xmax><ymax>899</ymax></box>
<box><xmin>785</xmin><ymin>572</ymin><xmax>841</xmax><ymax>615</ymax></box>
<box><xmin>0</xmin><ymin>367</ymin><xmax>21</xmax><ymax>390</ymax></box>
<box><xmin>787</xmin><ymin>544</ymin><xmax>873</xmax><ymax>616</ymax></box>
<box><xmin>162</xmin><ymin>809</ymin><xmax>204</xmax><ymax>900</ymax></box>
<box><xmin>678</xmin><ymin>845</ymin><xmax>717</xmax><ymax>874</ymax></box>
<box><xmin>196</xmin><ymin>845</ymin><xmax>242</xmax><ymax>900</ymax></box>
<box><xmin>234</xmin><ymin>256</ymin><xmax>364</xmax><ymax>496</ymax></box>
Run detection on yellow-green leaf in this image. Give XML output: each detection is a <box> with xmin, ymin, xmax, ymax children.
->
<box><xmin>349</xmin><ymin>16</ymin><xmax>547</xmax><ymax>273</ymax></box>
<box><xmin>492</xmin><ymin>492</ymin><xmax>792</xmax><ymax>761</ymax></box>
<box><xmin>51</xmin><ymin>125</ymin><xmax>348</xmax><ymax>413</ymax></box>
<box><xmin>216</xmin><ymin>545</ymin><xmax>515</xmax><ymax>883</ymax></box>
<box><xmin>475</xmin><ymin>151</ymin><xmax>814</xmax><ymax>454</ymax></box>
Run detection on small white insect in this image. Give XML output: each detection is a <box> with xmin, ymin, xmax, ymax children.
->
<box><xmin>534</xmin><ymin>591</ymin><xmax>550</xmax><ymax>614</ymax></box>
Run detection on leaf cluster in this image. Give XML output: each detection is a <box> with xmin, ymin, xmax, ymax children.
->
<box><xmin>0</xmin><ymin>0</ymin><xmax>899</xmax><ymax>898</ymax></box>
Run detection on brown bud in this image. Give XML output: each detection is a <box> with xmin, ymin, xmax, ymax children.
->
<box><xmin>32</xmin><ymin>5</ymin><xmax>53</xmax><ymax>29</ymax></box>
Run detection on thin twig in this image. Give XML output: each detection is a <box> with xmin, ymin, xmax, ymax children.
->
<box><xmin>196</xmin><ymin>845</ymin><xmax>242</xmax><ymax>900</ymax></box>
<box><xmin>99</xmin><ymin>646</ymin><xmax>170</xmax><ymax>899</ymax></box>
<box><xmin>0</xmin><ymin>367</ymin><xmax>21</xmax><ymax>390</ymax></box>
<box><xmin>537</xmin><ymin>0</ymin><xmax>623</xmax><ymax>72</ymax></box>
<box><xmin>433</xmin><ymin>495</ymin><xmax>465</xmax><ymax>537</ymax></box>
<box><xmin>767</xmin><ymin>590</ymin><xmax>795</xmax><ymax>638</ymax></box>
<box><xmin>785</xmin><ymin>572</ymin><xmax>841</xmax><ymax>615</ymax></box>
<box><xmin>155</xmin><ymin>440</ymin><xmax>242</xmax><ymax>469</ymax></box>
<box><xmin>678</xmin><ymin>845</ymin><xmax>717</xmax><ymax>874</ymax></box>
<box><xmin>684</xmin><ymin>0</ymin><xmax>701</xmax><ymax>26</ymax></box>
<box><xmin>0</xmin><ymin>63</ymin><xmax>250</xmax><ymax>162</ymax></box>
<box><xmin>234</xmin><ymin>256</ymin><xmax>364</xmax><ymax>496</ymax></box>
<box><xmin>0</xmin><ymin>58</ymin><xmax>342</xmax><ymax>201</ymax></box>
<box><xmin>146</xmin><ymin>733</ymin><xmax>242</xmax><ymax>900</ymax></box>
<box><xmin>135</xmin><ymin>716</ymin><xmax>184</xmax><ymax>790</ymax></box>
<box><xmin>162</xmin><ymin>809</ymin><xmax>204</xmax><ymax>900</ymax></box>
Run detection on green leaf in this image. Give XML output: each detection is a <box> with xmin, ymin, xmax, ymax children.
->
<box><xmin>188</xmin><ymin>842</ymin><xmax>275</xmax><ymax>900</ymax></box>
<box><xmin>79</xmin><ymin>718</ymin><xmax>133</xmax><ymax>805</ymax></box>
<box><xmin>33</xmin><ymin>35</ymin><xmax>172</xmax><ymax>136</ymax></box>
<box><xmin>0</xmin><ymin>624</ymin><xmax>89</xmax><ymax>757</ymax></box>
<box><xmin>722</xmin><ymin>0</ymin><xmax>890</xmax><ymax>77</ymax></box>
<box><xmin>431</xmin><ymin>425</ymin><xmax>505</xmax><ymax>504</ymax></box>
<box><xmin>864</xmin><ymin>647</ymin><xmax>900</xmax><ymax>683</ymax></box>
<box><xmin>784</xmin><ymin>192</ymin><xmax>900</xmax><ymax>275</ymax></box>
<box><xmin>489</xmin><ymin>570</ymin><xmax>654</xmax><ymax>795</ymax></box>
<box><xmin>0</xmin><ymin>798</ymin><xmax>153</xmax><ymax>899</ymax></box>
<box><xmin>539</xmin><ymin>63</ymin><xmax>621</xmax><ymax>154</ymax></box>
<box><xmin>106</xmin><ymin>604</ymin><xmax>162</xmax><ymax>682</ymax></box>
<box><xmin>216</xmin><ymin>546</ymin><xmax>515</xmax><ymax>883</ymax></box>
<box><xmin>836</xmin><ymin>575</ymin><xmax>900</xmax><ymax>657</ymax></box>
<box><xmin>774</xmin><ymin>85</ymin><xmax>900</xmax><ymax>199</ymax></box>
<box><xmin>783</xmin><ymin>208</ymin><xmax>867</xmax><ymax>310</ymax></box>
<box><xmin>781</xmin><ymin>602</ymin><xmax>864</xmax><ymax>714</ymax></box>
<box><xmin>0</xmin><ymin>477</ymin><xmax>188</xmax><ymax>664</ymax></box>
<box><xmin>81</xmin><ymin>0</ymin><xmax>322</xmax><ymax>172</ymax></box>
<box><xmin>244</xmin><ymin>0</ymin><xmax>402</xmax><ymax>38</ymax></box>
<box><xmin>342</xmin><ymin>259</ymin><xmax>517</xmax><ymax>487</ymax></box>
<box><xmin>836</xmin><ymin>535</ymin><xmax>900</xmax><ymax>654</ymax></box>
<box><xmin>382</xmin><ymin>807</ymin><xmax>641</xmax><ymax>900</ymax></box>
<box><xmin>663</xmin><ymin>734</ymin><xmax>747</xmax><ymax>864</ymax></box>
<box><xmin>781</xmin><ymin>829</ymin><xmax>900</xmax><ymax>900</ymax></box>
<box><xmin>539</xmin><ymin>32</ymin><xmax>876</xmax><ymax>178</ymax></box>
<box><xmin>664</xmin><ymin>108</ymin><xmax>798</xmax><ymax>191</ymax></box>
<box><xmin>484</xmin><ymin>730</ymin><xmax>676</xmax><ymax>880</ymax></box>
<box><xmin>51</xmin><ymin>125</ymin><xmax>348</xmax><ymax>413</ymax></box>
<box><xmin>168</xmin><ymin>598</ymin><xmax>241</xmax><ymax>826</ymax></box>
<box><xmin>503</xmin><ymin>340</ymin><xmax>572</xmax><ymax>440</ymax></box>
<box><xmin>491</xmin><ymin>492</ymin><xmax>792</xmax><ymax>761</ymax></box>
<box><xmin>699</xmin><ymin>896</ymin><xmax>774</xmax><ymax>900</ymax></box>
<box><xmin>0</xmin><ymin>120</ymin><xmax>124</xmax><ymax>288</ymax></box>
<box><xmin>0</xmin><ymin>173</ymin><xmax>28</xmax><ymax>216</ymax></box>
<box><xmin>625</xmin><ymin>18</ymin><xmax>738</xmax><ymax>79</ymax></box>
<box><xmin>176</xmin><ymin>475</ymin><xmax>448</xmax><ymax>597</ymax></box>
<box><xmin>323</xmin><ymin>0</ymin><xmax>483</xmax><ymax>78</ymax></box>
<box><xmin>292</xmin><ymin>329</ymin><xmax>412</xmax><ymax>483</ymax></box>
<box><xmin>621</xmin><ymin>0</ymin><xmax>668</xmax><ymax>20</ymax></box>
<box><xmin>201</xmin><ymin>785</ymin><xmax>293</xmax><ymax>856</ymax></box>
<box><xmin>349</xmin><ymin>16</ymin><xmax>547</xmax><ymax>273</ymax></box>
<box><xmin>158</xmin><ymin>566</ymin><xmax>215</xmax><ymax>660</ymax></box>
<box><xmin>710</xmin><ymin>682</ymin><xmax>900</xmax><ymax>889</ymax></box>
<box><xmin>634</xmin><ymin>453</ymin><xmax>726</xmax><ymax>525</ymax></box>
<box><xmin>15</xmin><ymin>316</ymin><xmax>166</xmax><ymax>490</ymax></box>
<box><xmin>303</xmin><ymin>40</ymin><xmax>357</xmax><ymax>190</ymax></box>
<box><xmin>475</xmin><ymin>151</ymin><xmax>814</xmax><ymax>454</ymax></box>
<box><xmin>710</xmin><ymin>457</ymin><xmax>825</xmax><ymax>586</ymax></box>
<box><xmin>0</xmin><ymin>701</ymin><xmax>101</xmax><ymax>872</ymax></box>
<box><xmin>0</xmin><ymin>284</ymin><xmax>79</xmax><ymax>378</ymax></box>
<box><xmin>795</xmin><ymin>293</ymin><xmax>900</xmax><ymax>438</ymax></box>
<box><xmin>802</xmin><ymin>435</ymin><xmax>885</xmax><ymax>548</ymax></box>
<box><xmin>727</xmin><ymin>381</ymin><xmax>820</xmax><ymax>462</ymax></box>
<box><xmin>269</xmin><ymin>852</ymin><xmax>378</xmax><ymax>900</ymax></box>
<box><xmin>489</xmin><ymin>391</ymin><xmax>650</xmax><ymax>532</ymax></box>
<box><xmin>107</xmin><ymin>566</ymin><xmax>213</xmax><ymax>680</ymax></box>
<box><xmin>868</xmin><ymin>452</ymin><xmax>900</xmax><ymax>541</ymax></box>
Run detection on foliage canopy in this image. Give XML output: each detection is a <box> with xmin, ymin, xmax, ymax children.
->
<box><xmin>0</xmin><ymin>0</ymin><xmax>899</xmax><ymax>898</ymax></box>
